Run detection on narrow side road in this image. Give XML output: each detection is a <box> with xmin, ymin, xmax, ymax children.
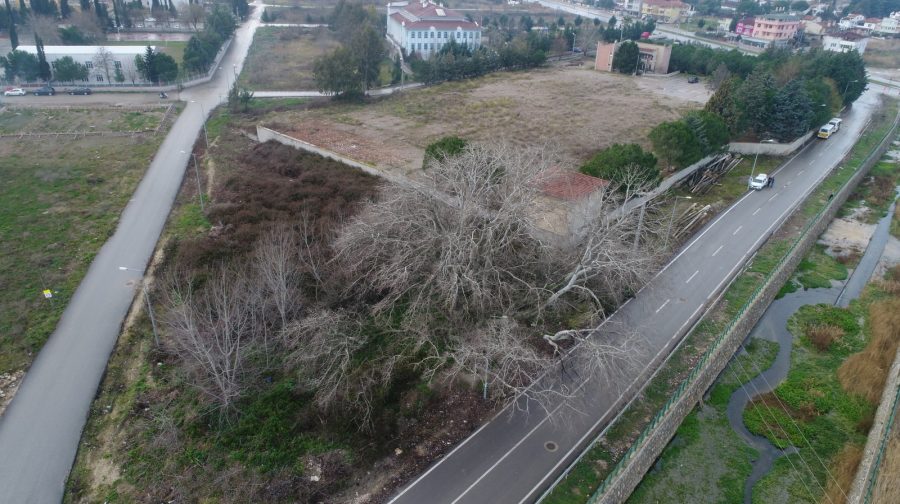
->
<box><xmin>0</xmin><ymin>5</ymin><xmax>263</xmax><ymax>503</ymax></box>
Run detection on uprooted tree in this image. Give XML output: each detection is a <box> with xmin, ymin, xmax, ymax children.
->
<box><xmin>161</xmin><ymin>142</ymin><xmax>663</xmax><ymax>425</ymax></box>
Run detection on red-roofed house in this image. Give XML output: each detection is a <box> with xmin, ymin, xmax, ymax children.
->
<box><xmin>534</xmin><ymin>169</ymin><xmax>612</xmax><ymax>238</ymax></box>
<box><xmin>386</xmin><ymin>1</ymin><xmax>482</xmax><ymax>59</ymax></box>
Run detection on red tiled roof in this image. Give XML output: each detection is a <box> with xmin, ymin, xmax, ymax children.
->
<box><xmin>391</xmin><ymin>12</ymin><xmax>479</xmax><ymax>30</ymax></box>
<box><xmin>539</xmin><ymin>169</ymin><xmax>609</xmax><ymax>201</ymax></box>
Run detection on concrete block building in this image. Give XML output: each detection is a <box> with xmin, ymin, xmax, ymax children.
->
<box><xmin>16</xmin><ymin>45</ymin><xmax>152</xmax><ymax>84</ymax></box>
<box><xmin>594</xmin><ymin>41</ymin><xmax>672</xmax><ymax>75</ymax></box>
<box><xmin>386</xmin><ymin>1</ymin><xmax>482</xmax><ymax>59</ymax></box>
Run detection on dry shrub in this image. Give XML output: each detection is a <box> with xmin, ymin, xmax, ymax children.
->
<box><xmin>836</xmin><ymin>250</ymin><xmax>861</xmax><ymax>265</ymax></box>
<box><xmin>820</xmin><ymin>443</ymin><xmax>863</xmax><ymax>504</ymax></box>
<box><xmin>806</xmin><ymin>324</ymin><xmax>845</xmax><ymax>352</ymax></box>
<box><xmin>872</xmin><ymin>431</ymin><xmax>900</xmax><ymax>504</ymax></box>
<box><xmin>838</xmin><ymin>299</ymin><xmax>900</xmax><ymax>403</ymax></box>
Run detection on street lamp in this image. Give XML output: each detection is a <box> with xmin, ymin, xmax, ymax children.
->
<box><xmin>749</xmin><ymin>138</ymin><xmax>776</xmax><ymax>181</ymax></box>
<box><xmin>842</xmin><ymin>79</ymin><xmax>859</xmax><ymax>101</ymax></box>
<box><xmin>190</xmin><ymin>100</ymin><xmax>209</xmax><ymax>151</ymax></box>
<box><xmin>118</xmin><ymin>266</ymin><xmax>159</xmax><ymax>346</ymax></box>
<box><xmin>665</xmin><ymin>195</ymin><xmax>692</xmax><ymax>249</ymax></box>
<box><xmin>181</xmin><ymin>150</ymin><xmax>204</xmax><ymax>211</ymax></box>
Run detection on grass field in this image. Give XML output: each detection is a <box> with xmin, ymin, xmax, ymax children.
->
<box><xmin>237</xmin><ymin>26</ymin><xmax>340</xmax><ymax>91</ymax></box>
<box><xmin>0</xmin><ymin>107</ymin><xmax>176</xmax><ymax>377</ymax></box>
<box><xmin>0</xmin><ymin>107</ymin><xmax>167</xmax><ymax>134</ymax></box>
<box><xmin>864</xmin><ymin>38</ymin><xmax>900</xmax><ymax>70</ymax></box>
<box><xmin>268</xmin><ymin>66</ymin><xmax>699</xmax><ymax>177</ymax></box>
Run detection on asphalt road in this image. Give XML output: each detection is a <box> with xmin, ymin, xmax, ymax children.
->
<box><xmin>0</xmin><ymin>5</ymin><xmax>263</xmax><ymax>503</ymax></box>
<box><xmin>388</xmin><ymin>90</ymin><xmax>884</xmax><ymax>504</ymax></box>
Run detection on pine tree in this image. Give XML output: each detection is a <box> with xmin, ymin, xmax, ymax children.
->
<box><xmin>79</xmin><ymin>0</ymin><xmax>89</xmax><ymax>11</ymax></box>
<box><xmin>60</xmin><ymin>0</ymin><xmax>68</xmax><ymax>17</ymax></box>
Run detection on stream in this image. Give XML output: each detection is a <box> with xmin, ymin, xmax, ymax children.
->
<box><xmin>725</xmin><ymin>191</ymin><xmax>899</xmax><ymax>504</ymax></box>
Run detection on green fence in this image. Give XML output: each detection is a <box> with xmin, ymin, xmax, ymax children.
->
<box><xmin>583</xmin><ymin>113</ymin><xmax>900</xmax><ymax>504</ymax></box>
<box><xmin>864</xmin><ymin>378</ymin><xmax>900</xmax><ymax>503</ymax></box>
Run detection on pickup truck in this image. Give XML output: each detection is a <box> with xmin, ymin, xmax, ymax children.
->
<box><xmin>749</xmin><ymin>173</ymin><xmax>769</xmax><ymax>190</ymax></box>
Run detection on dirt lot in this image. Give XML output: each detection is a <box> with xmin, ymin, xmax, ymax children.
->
<box><xmin>864</xmin><ymin>38</ymin><xmax>900</xmax><ymax>70</ymax></box>
<box><xmin>238</xmin><ymin>26</ymin><xmax>340</xmax><ymax>91</ymax></box>
<box><xmin>265</xmin><ymin>66</ymin><xmax>701</xmax><ymax>177</ymax></box>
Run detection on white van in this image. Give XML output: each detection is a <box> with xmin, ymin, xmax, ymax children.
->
<box><xmin>818</xmin><ymin>118</ymin><xmax>842</xmax><ymax>139</ymax></box>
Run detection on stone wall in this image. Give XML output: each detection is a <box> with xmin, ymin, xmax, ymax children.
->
<box><xmin>729</xmin><ymin>131</ymin><xmax>815</xmax><ymax>156</ymax></box>
<box><xmin>591</xmin><ymin>114</ymin><xmax>900</xmax><ymax>504</ymax></box>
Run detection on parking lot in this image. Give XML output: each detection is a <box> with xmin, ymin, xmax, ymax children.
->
<box><xmin>637</xmin><ymin>74</ymin><xmax>713</xmax><ymax>104</ymax></box>
<box><xmin>2</xmin><ymin>90</ymin><xmax>167</xmax><ymax>107</ymax></box>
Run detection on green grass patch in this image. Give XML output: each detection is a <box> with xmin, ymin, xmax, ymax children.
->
<box><xmin>238</xmin><ymin>26</ymin><xmax>340</xmax><ymax>91</ymax></box>
<box><xmin>794</xmin><ymin>245</ymin><xmax>848</xmax><ymax>290</ymax></box>
<box><xmin>0</xmin><ymin>109</ymin><xmax>176</xmax><ymax>373</ymax></box>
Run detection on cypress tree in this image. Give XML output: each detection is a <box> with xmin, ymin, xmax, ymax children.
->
<box><xmin>4</xmin><ymin>0</ymin><xmax>17</xmax><ymax>49</ymax></box>
<box><xmin>60</xmin><ymin>0</ymin><xmax>69</xmax><ymax>17</ymax></box>
<box><xmin>35</xmin><ymin>35</ymin><xmax>51</xmax><ymax>81</ymax></box>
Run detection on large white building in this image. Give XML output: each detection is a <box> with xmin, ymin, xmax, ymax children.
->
<box><xmin>386</xmin><ymin>1</ymin><xmax>482</xmax><ymax>59</ymax></box>
<box><xmin>822</xmin><ymin>32</ymin><xmax>869</xmax><ymax>54</ymax></box>
<box><xmin>17</xmin><ymin>45</ymin><xmax>152</xmax><ymax>84</ymax></box>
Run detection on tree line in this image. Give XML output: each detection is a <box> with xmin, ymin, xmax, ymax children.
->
<box><xmin>181</xmin><ymin>5</ymin><xmax>237</xmax><ymax>75</ymax></box>
<box><xmin>311</xmin><ymin>0</ymin><xmax>386</xmax><ymax>98</ymax></box>
<box><xmin>408</xmin><ymin>33</ymin><xmax>549</xmax><ymax>85</ymax></box>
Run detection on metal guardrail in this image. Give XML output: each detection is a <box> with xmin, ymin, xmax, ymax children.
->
<box><xmin>579</xmin><ymin>111</ymin><xmax>900</xmax><ymax>503</ymax></box>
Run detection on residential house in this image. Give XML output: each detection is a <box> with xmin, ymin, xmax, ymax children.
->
<box><xmin>838</xmin><ymin>13</ymin><xmax>865</xmax><ymax>29</ymax></box>
<box><xmin>740</xmin><ymin>14</ymin><xmax>799</xmax><ymax>48</ymax></box>
<box><xmin>640</xmin><ymin>0</ymin><xmax>693</xmax><ymax>23</ymax></box>
<box><xmin>822</xmin><ymin>31</ymin><xmax>869</xmax><ymax>53</ymax></box>
<box><xmin>595</xmin><ymin>41</ymin><xmax>672</xmax><ymax>74</ymax></box>
<box><xmin>386</xmin><ymin>1</ymin><xmax>482</xmax><ymax>60</ymax></box>
<box><xmin>16</xmin><ymin>45</ymin><xmax>151</xmax><ymax>84</ymax></box>
<box><xmin>801</xmin><ymin>15</ymin><xmax>827</xmax><ymax>36</ymax></box>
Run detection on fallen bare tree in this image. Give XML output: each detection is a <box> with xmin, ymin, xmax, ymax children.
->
<box><xmin>324</xmin><ymin>143</ymin><xmax>663</xmax><ymax>418</ymax></box>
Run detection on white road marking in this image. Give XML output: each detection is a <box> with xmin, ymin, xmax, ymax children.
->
<box><xmin>733</xmin><ymin>225</ymin><xmax>743</xmax><ymax>236</ymax></box>
<box><xmin>655</xmin><ymin>299</ymin><xmax>671</xmax><ymax>313</ymax></box>
<box><xmin>712</xmin><ymin>245</ymin><xmax>724</xmax><ymax>257</ymax></box>
<box><xmin>808</xmin><ymin>159</ymin><xmax>815</xmax><ymax>166</ymax></box>
<box><xmin>799</xmin><ymin>169</ymin><xmax>804</xmax><ymax>175</ymax></box>
<box><xmin>768</xmin><ymin>192</ymin><xmax>779</xmax><ymax>202</ymax></box>
<box><xmin>786</xmin><ymin>181</ymin><xmax>792</xmax><ymax>186</ymax></box>
<box><xmin>686</xmin><ymin>270</ymin><xmax>699</xmax><ymax>283</ymax></box>
<box><xmin>752</xmin><ymin>208</ymin><xmax>761</xmax><ymax>216</ymax></box>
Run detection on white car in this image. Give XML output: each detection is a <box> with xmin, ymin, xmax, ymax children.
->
<box><xmin>749</xmin><ymin>173</ymin><xmax>769</xmax><ymax>190</ymax></box>
<box><xmin>3</xmin><ymin>88</ymin><xmax>26</xmax><ymax>96</ymax></box>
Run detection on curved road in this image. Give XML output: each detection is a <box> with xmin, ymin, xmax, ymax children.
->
<box><xmin>0</xmin><ymin>5</ymin><xmax>263</xmax><ymax>503</ymax></box>
<box><xmin>388</xmin><ymin>90</ymin><xmax>885</xmax><ymax>503</ymax></box>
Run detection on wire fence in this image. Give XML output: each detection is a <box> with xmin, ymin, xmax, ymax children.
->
<box><xmin>582</xmin><ymin>112</ymin><xmax>900</xmax><ymax>504</ymax></box>
<box><xmin>864</xmin><ymin>380</ymin><xmax>900</xmax><ymax>503</ymax></box>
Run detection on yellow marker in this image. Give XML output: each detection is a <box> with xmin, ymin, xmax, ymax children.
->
<box><xmin>42</xmin><ymin>289</ymin><xmax>53</xmax><ymax>299</ymax></box>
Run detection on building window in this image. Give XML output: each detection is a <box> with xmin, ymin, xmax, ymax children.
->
<box><xmin>85</xmin><ymin>61</ymin><xmax>93</xmax><ymax>69</ymax></box>
<box><xmin>114</xmin><ymin>61</ymin><xmax>122</xmax><ymax>69</ymax></box>
<box><xmin>96</xmin><ymin>74</ymin><xmax>104</xmax><ymax>82</ymax></box>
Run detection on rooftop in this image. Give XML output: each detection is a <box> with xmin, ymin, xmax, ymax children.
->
<box><xmin>538</xmin><ymin>169</ymin><xmax>609</xmax><ymax>201</ymax></box>
<box><xmin>757</xmin><ymin>14</ymin><xmax>800</xmax><ymax>22</ymax></box>
<box><xmin>391</xmin><ymin>0</ymin><xmax>479</xmax><ymax>30</ymax></box>
<box><xmin>16</xmin><ymin>45</ymin><xmax>154</xmax><ymax>56</ymax></box>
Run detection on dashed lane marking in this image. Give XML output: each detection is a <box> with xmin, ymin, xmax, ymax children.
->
<box><xmin>686</xmin><ymin>270</ymin><xmax>699</xmax><ymax>284</ymax></box>
<box><xmin>655</xmin><ymin>299</ymin><xmax>671</xmax><ymax>313</ymax></box>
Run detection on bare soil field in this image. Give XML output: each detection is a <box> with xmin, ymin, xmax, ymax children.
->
<box><xmin>265</xmin><ymin>66</ymin><xmax>699</xmax><ymax>177</ymax></box>
<box><xmin>238</xmin><ymin>26</ymin><xmax>340</xmax><ymax>91</ymax></box>
<box><xmin>0</xmin><ymin>106</ymin><xmax>169</xmax><ymax>134</ymax></box>
<box><xmin>864</xmin><ymin>38</ymin><xmax>900</xmax><ymax>70</ymax></box>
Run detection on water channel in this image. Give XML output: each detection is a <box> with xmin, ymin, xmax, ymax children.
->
<box><xmin>725</xmin><ymin>192</ymin><xmax>899</xmax><ymax>504</ymax></box>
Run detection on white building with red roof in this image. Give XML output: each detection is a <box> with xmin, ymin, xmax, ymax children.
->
<box><xmin>386</xmin><ymin>1</ymin><xmax>482</xmax><ymax>59</ymax></box>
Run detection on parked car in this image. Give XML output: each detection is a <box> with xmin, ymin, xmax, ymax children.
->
<box><xmin>33</xmin><ymin>86</ymin><xmax>55</xmax><ymax>96</ymax></box>
<box><xmin>68</xmin><ymin>87</ymin><xmax>92</xmax><ymax>95</ymax></box>
<box><xmin>3</xmin><ymin>88</ymin><xmax>26</xmax><ymax>96</ymax></box>
<box><xmin>687</xmin><ymin>75</ymin><xmax>699</xmax><ymax>84</ymax></box>
<box><xmin>748</xmin><ymin>173</ymin><xmax>769</xmax><ymax>190</ymax></box>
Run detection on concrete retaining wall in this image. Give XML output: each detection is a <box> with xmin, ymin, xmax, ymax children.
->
<box><xmin>729</xmin><ymin>131</ymin><xmax>815</xmax><ymax>156</ymax></box>
<box><xmin>592</xmin><ymin>114</ymin><xmax>900</xmax><ymax>504</ymax></box>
